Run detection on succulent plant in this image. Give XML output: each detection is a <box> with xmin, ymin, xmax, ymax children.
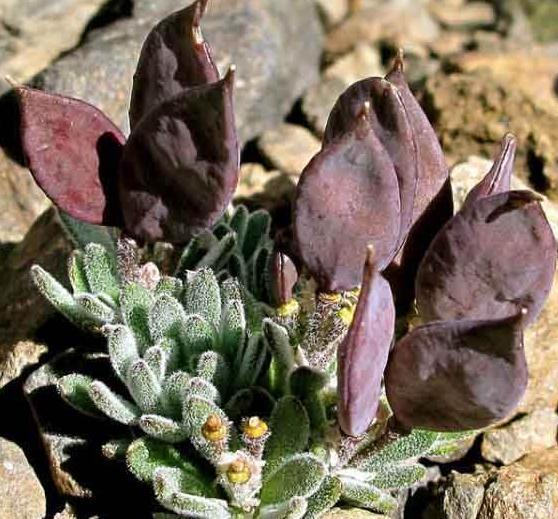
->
<box><xmin>18</xmin><ymin>1</ymin><xmax>557</xmax><ymax>518</ymax></box>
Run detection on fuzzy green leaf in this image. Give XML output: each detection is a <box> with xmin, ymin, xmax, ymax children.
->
<box><xmin>75</xmin><ymin>294</ymin><xmax>116</xmax><ymax>324</ymax></box>
<box><xmin>58</xmin><ymin>212</ymin><xmax>117</xmax><ymax>252</ymax></box>
<box><xmin>228</xmin><ymin>253</ymin><xmax>247</xmax><ymax>286</ymax></box>
<box><xmin>305</xmin><ymin>475</ymin><xmax>342</xmax><ymax>519</ymax></box>
<box><xmin>57</xmin><ymin>373</ymin><xmax>100</xmax><ymax>417</ymax></box>
<box><xmin>155</xmin><ymin>276</ymin><xmax>184</xmax><ymax>299</ymax></box>
<box><xmin>161</xmin><ymin>371</ymin><xmax>191</xmax><ymax>418</ymax></box>
<box><xmin>176</xmin><ymin>231</ymin><xmax>218</xmax><ymax>275</ymax></box>
<box><xmin>263</xmin><ymin>319</ymin><xmax>295</xmax><ymax>394</ymax></box>
<box><xmin>197</xmin><ymin>232</ymin><xmax>237</xmax><ymax>271</ymax></box>
<box><xmin>88</xmin><ymin>381</ymin><xmax>140</xmax><ymax>425</ymax></box>
<box><xmin>261</xmin><ymin>453</ymin><xmax>326</xmax><ymax>505</ymax></box>
<box><xmin>127</xmin><ymin>359</ymin><xmax>161</xmax><ymax>413</ymax></box>
<box><xmin>139</xmin><ymin>414</ymin><xmax>189</xmax><ymax>443</ymax></box>
<box><xmin>339</xmin><ymin>476</ymin><xmax>398</xmax><ymax>513</ymax></box>
<box><xmin>369</xmin><ymin>463</ymin><xmax>427</xmax><ymax>490</ymax></box>
<box><xmin>259</xmin><ymin>497</ymin><xmax>308</xmax><ymax>519</ymax></box>
<box><xmin>265</xmin><ymin>397</ymin><xmax>310</xmax><ymax>473</ymax></box>
<box><xmin>104</xmin><ymin>325</ymin><xmax>138</xmax><ymax>380</ymax></box>
<box><xmin>224</xmin><ymin>387</ymin><xmax>276</xmax><ymax>423</ymax></box>
<box><xmin>186</xmin><ymin>377</ymin><xmax>220</xmax><ymax>403</ymax></box>
<box><xmin>149</xmin><ymin>294</ymin><xmax>188</xmax><ymax>342</ymax></box>
<box><xmin>182</xmin><ymin>315</ymin><xmax>215</xmax><ymax>358</ymax></box>
<box><xmin>428</xmin><ymin>431</ymin><xmax>476</xmax><ymax>457</ymax></box>
<box><xmin>83</xmin><ymin>243</ymin><xmax>119</xmax><ymax>302</ymax></box>
<box><xmin>196</xmin><ymin>351</ymin><xmax>228</xmax><ymax>394</ymax></box>
<box><xmin>243</xmin><ymin>209</ymin><xmax>271</xmax><ymax>260</ymax></box>
<box><xmin>183</xmin><ymin>269</ymin><xmax>222</xmax><ymax>330</ymax></box>
<box><xmin>144</xmin><ymin>346</ymin><xmax>167</xmax><ymax>382</ymax></box>
<box><xmin>250</xmin><ymin>244</ymin><xmax>272</xmax><ymax>301</ymax></box>
<box><xmin>220</xmin><ymin>278</ymin><xmax>246</xmax><ymax>356</ymax></box>
<box><xmin>121</xmin><ymin>282</ymin><xmax>154</xmax><ymax>353</ymax></box>
<box><xmin>68</xmin><ymin>250</ymin><xmax>90</xmax><ymax>293</ymax></box>
<box><xmin>102</xmin><ymin>439</ymin><xmax>131</xmax><ymax>460</ymax></box>
<box><xmin>229</xmin><ymin>205</ymin><xmax>249</xmax><ymax>245</ymax></box>
<box><xmin>235</xmin><ymin>332</ymin><xmax>267</xmax><ymax>390</ymax></box>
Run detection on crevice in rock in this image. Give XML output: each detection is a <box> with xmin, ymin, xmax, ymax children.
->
<box><xmin>527</xmin><ymin>148</ymin><xmax>550</xmax><ymax>193</ymax></box>
<box><xmin>79</xmin><ymin>0</ymin><xmax>134</xmax><ymax>45</ymax></box>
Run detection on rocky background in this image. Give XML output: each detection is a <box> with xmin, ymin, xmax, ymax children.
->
<box><xmin>1</xmin><ymin>0</ymin><xmax>558</xmax><ymax>518</ymax></box>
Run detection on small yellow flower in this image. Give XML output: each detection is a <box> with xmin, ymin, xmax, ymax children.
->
<box><xmin>201</xmin><ymin>414</ymin><xmax>227</xmax><ymax>442</ymax></box>
<box><xmin>338</xmin><ymin>304</ymin><xmax>356</xmax><ymax>326</ymax></box>
<box><xmin>319</xmin><ymin>292</ymin><xmax>342</xmax><ymax>304</ymax></box>
<box><xmin>277</xmin><ymin>299</ymin><xmax>300</xmax><ymax>318</ymax></box>
<box><xmin>226</xmin><ymin>459</ymin><xmax>251</xmax><ymax>485</ymax></box>
<box><xmin>242</xmin><ymin>416</ymin><xmax>269</xmax><ymax>440</ymax></box>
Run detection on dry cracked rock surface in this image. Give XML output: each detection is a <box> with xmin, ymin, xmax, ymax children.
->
<box><xmin>2</xmin><ymin>0</ymin><xmax>558</xmax><ymax>517</ymax></box>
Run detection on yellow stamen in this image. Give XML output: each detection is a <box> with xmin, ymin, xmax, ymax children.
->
<box><xmin>319</xmin><ymin>292</ymin><xmax>342</xmax><ymax>304</ymax></box>
<box><xmin>338</xmin><ymin>304</ymin><xmax>356</xmax><ymax>326</ymax></box>
<box><xmin>277</xmin><ymin>299</ymin><xmax>300</xmax><ymax>318</ymax></box>
<box><xmin>242</xmin><ymin>416</ymin><xmax>269</xmax><ymax>440</ymax></box>
<box><xmin>201</xmin><ymin>414</ymin><xmax>227</xmax><ymax>442</ymax></box>
<box><xmin>226</xmin><ymin>459</ymin><xmax>251</xmax><ymax>484</ymax></box>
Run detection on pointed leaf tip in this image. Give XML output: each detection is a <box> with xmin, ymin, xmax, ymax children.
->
<box><xmin>338</xmin><ymin>250</ymin><xmax>395</xmax><ymax>436</ymax></box>
<box><xmin>385</xmin><ymin>314</ymin><xmax>528</xmax><ymax>431</ymax></box>
<box><xmin>17</xmin><ymin>86</ymin><xmax>125</xmax><ymax>225</ymax></box>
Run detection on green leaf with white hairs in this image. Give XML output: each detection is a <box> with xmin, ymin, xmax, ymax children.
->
<box><xmin>31</xmin><ymin>265</ymin><xmax>91</xmax><ymax>327</ymax></box>
<box><xmin>229</xmin><ymin>205</ymin><xmax>249</xmax><ymax>245</ymax></box>
<box><xmin>154</xmin><ymin>467</ymin><xmax>230</xmax><ymax>518</ymax></box>
<box><xmin>224</xmin><ymin>387</ymin><xmax>276</xmax><ymax>422</ymax></box>
<box><xmin>58</xmin><ymin>211</ymin><xmax>117</xmax><ymax>252</ymax></box>
<box><xmin>356</xmin><ymin>430</ymin><xmax>439</xmax><ymax>471</ymax></box>
<box><xmin>57</xmin><ymin>373</ymin><xmax>100</xmax><ymax>417</ymax></box>
<box><xmin>75</xmin><ymin>293</ymin><xmax>116</xmax><ymax>324</ymax></box>
<box><xmin>305</xmin><ymin>475</ymin><xmax>342</xmax><ymax>519</ymax></box>
<box><xmin>121</xmin><ymin>282</ymin><xmax>154</xmax><ymax>353</ymax></box>
<box><xmin>259</xmin><ymin>497</ymin><xmax>308</xmax><ymax>519</ymax></box>
<box><xmin>183</xmin><ymin>269</ymin><xmax>221</xmax><ymax>330</ymax></box>
<box><xmin>250</xmin><ymin>244</ymin><xmax>271</xmax><ymax>301</ymax></box>
<box><xmin>243</xmin><ymin>209</ymin><xmax>271</xmax><ymax>260</ymax></box>
<box><xmin>261</xmin><ymin>453</ymin><xmax>326</xmax><ymax>505</ymax></box>
<box><xmin>221</xmin><ymin>299</ymin><xmax>246</xmax><ymax>356</ymax></box>
<box><xmin>67</xmin><ymin>250</ymin><xmax>89</xmax><ymax>293</ymax></box>
<box><xmin>83</xmin><ymin>243</ymin><xmax>119</xmax><ymax>302</ymax></box>
<box><xmin>235</xmin><ymin>332</ymin><xmax>267</xmax><ymax>390</ymax></box>
<box><xmin>155</xmin><ymin>276</ymin><xmax>184</xmax><ymax>299</ymax></box>
<box><xmin>149</xmin><ymin>294</ymin><xmax>188</xmax><ymax>343</ymax></box>
<box><xmin>102</xmin><ymin>439</ymin><xmax>130</xmax><ymax>460</ymax></box>
<box><xmin>88</xmin><ymin>381</ymin><xmax>140</xmax><ymax>425</ymax></box>
<box><xmin>144</xmin><ymin>346</ymin><xmax>167</xmax><ymax>381</ymax></box>
<box><xmin>182</xmin><ymin>396</ymin><xmax>229</xmax><ymax>461</ymax></box>
<box><xmin>182</xmin><ymin>315</ymin><xmax>214</xmax><ymax>358</ymax></box>
<box><xmin>104</xmin><ymin>325</ymin><xmax>138</xmax><ymax>380</ymax></box>
<box><xmin>428</xmin><ymin>431</ymin><xmax>477</xmax><ymax>457</ymax></box>
<box><xmin>338</xmin><ymin>476</ymin><xmax>398</xmax><ymax>514</ymax></box>
<box><xmin>176</xmin><ymin>230</ymin><xmax>218</xmax><ymax>275</ymax></box>
<box><xmin>368</xmin><ymin>463</ymin><xmax>427</xmax><ymax>490</ymax></box>
<box><xmin>196</xmin><ymin>232</ymin><xmax>237</xmax><ymax>271</ymax></box>
<box><xmin>186</xmin><ymin>377</ymin><xmax>220</xmax><ymax>403</ymax></box>
<box><xmin>161</xmin><ymin>371</ymin><xmax>191</xmax><ymax>418</ymax></box>
<box><xmin>139</xmin><ymin>415</ymin><xmax>189</xmax><ymax>443</ymax></box>
<box><xmin>156</xmin><ymin>337</ymin><xmax>182</xmax><ymax>373</ymax></box>
<box><xmin>228</xmin><ymin>253</ymin><xmax>247</xmax><ymax>286</ymax></box>
<box><xmin>196</xmin><ymin>351</ymin><xmax>228</xmax><ymax>394</ymax></box>
<box><xmin>126</xmin><ymin>359</ymin><xmax>161</xmax><ymax>413</ymax></box>
<box><xmin>265</xmin><ymin>397</ymin><xmax>310</xmax><ymax>473</ymax></box>
<box><xmin>263</xmin><ymin>319</ymin><xmax>295</xmax><ymax>394</ymax></box>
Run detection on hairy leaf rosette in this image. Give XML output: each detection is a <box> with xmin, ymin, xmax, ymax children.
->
<box><xmin>17</xmin><ymin>0</ymin><xmax>239</xmax><ymax>244</ymax></box>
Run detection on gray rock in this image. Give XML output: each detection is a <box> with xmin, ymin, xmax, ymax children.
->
<box><xmin>302</xmin><ymin>76</ymin><xmax>347</xmax><ymax>136</ymax></box>
<box><xmin>0</xmin><ymin>437</ymin><xmax>46</xmax><ymax>519</ymax></box>
<box><xmin>32</xmin><ymin>0</ymin><xmax>323</xmax><ymax>142</ymax></box>
<box><xmin>481</xmin><ymin>409</ymin><xmax>558</xmax><ymax>465</ymax></box>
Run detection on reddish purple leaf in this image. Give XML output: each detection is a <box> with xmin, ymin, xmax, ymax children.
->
<box><xmin>324</xmin><ymin>78</ymin><xmax>418</xmax><ymax>251</ymax></box>
<box><xmin>17</xmin><ymin>87</ymin><xmax>125</xmax><ymax>225</ymax></box>
<box><xmin>129</xmin><ymin>0</ymin><xmax>219</xmax><ymax>128</ymax></box>
<box><xmin>270</xmin><ymin>251</ymin><xmax>298</xmax><ymax>306</ymax></box>
<box><xmin>338</xmin><ymin>247</ymin><xmax>395</xmax><ymax>437</ymax></box>
<box><xmin>294</xmin><ymin>110</ymin><xmax>401</xmax><ymax>292</ymax></box>
<box><xmin>385</xmin><ymin>312</ymin><xmax>527</xmax><ymax>431</ymax></box>
<box><xmin>463</xmin><ymin>133</ymin><xmax>517</xmax><ymax>208</ymax></box>
<box><xmin>118</xmin><ymin>69</ymin><xmax>239</xmax><ymax>243</ymax></box>
<box><xmin>416</xmin><ymin>191</ymin><xmax>557</xmax><ymax>326</ymax></box>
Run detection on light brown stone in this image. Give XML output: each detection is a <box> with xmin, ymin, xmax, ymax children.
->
<box><xmin>324</xmin><ymin>44</ymin><xmax>384</xmax><ymax>85</ymax></box>
<box><xmin>302</xmin><ymin>76</ymin><xmax>347</xmax><ymax>137</ymax></box>
<box><xmin>429</xmin><ymin>1</ymin><xmax>496</xmax><ymax>30</ymax></box>
<box><xmin>315</xmin><ymin>0</ymin><xmax>349</xmax><ymax>28</ymax></box>
<box><xmin>0</xmin><ymin>437</ymin><xmax>46</xmax><ymax>519</ymax></box>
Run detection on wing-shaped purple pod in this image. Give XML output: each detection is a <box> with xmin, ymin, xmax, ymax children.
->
<box><xmin>294</xmin><ymin>109</ymin><xmax>401</xmax><ymax>292</ymax></box>
<box><xmin>324</xmin><ymin>79</ymin><xmax>418</xmax><ymax>251</ymax></box>
<box><xmin>416</xmin><ymin>191</ymin><xmax>557</xmax><ymax>326</ymax></box>
<box><xmin>129</xmin><ymin>0</ymin><xmax>219</xmax><ymax>129</ymax></box>
<box><xmin>118</xmin><ymin>69</ymin><xmax>239</xmax><ymax>243</ymax></box>
<box><xmin>463</xmin><ymin>133</ymin><xmax>517</xmax><ymax>208</ymax></box>
<box><xmin>337</xmin><ymin>247</ymin><xmax>395</xmax><ymax>437</ymax></box>
<box><xmin>17</xmin><ymin>86</ymin><xmax>126</xmax><ymax>225</ymax></box>
<box><xmin>385</xmin><ymin>312</ymin><xmax>527</xmax><ymax>431</ymax></box>
<box><xmin>270</xmin><ymin>251</ymin><xmax>299</xmax><ymax>307</ymax></box>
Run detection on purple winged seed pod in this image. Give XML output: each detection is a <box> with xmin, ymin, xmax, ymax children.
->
<box><xmin>416</xmin><ymin>190</ymin><xmax>557</xmax><ymax>326</ymax></box>
<box><xmin>385</xmin><ymin>310</ymin><xmax>528</xmax><ymax>431</ymax></box>
<box><xmin>16</xmin><ymin>0</ymin><xmax>239</xmax><ymax>244</ymax></box>
<box><xmin>294</xmin><ymin>104</ymin><xmax>401</xmax><ymax>292</ymax></box>
<box><xmin>270</xmin><ymin>251</ymin><xmax>299</xmax><ymax>307</ymax></box>
<box><xmin>338</xmin><ymin>246</ymin><xmax>395</xmax><ymax>437</ymax></box>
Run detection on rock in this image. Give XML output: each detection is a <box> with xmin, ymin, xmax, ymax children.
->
<box><xmin>0</xmin><ymin>0</ymin><xmax>108</xmax><ymax>93</ymax></box>
<box><xmin>257</xmin><ymin>124</ymin><xmax>321</xmax><ymax>177</ymax></box>
<box><xmin>481</xmin><ymin>409</ymin><xmax>558</xmax><ymax>465</ymax></box>
<box><xmin>428</xmin><ymin>31</ymin><xmax>470</xmax><ymax>57</ymax></box>
<box><xmin>424</xmin><ymin>70</ymin><xmax>558</xmax><ymax>199</ymax></box>
<box><xmin>0</xmin><ymin>208</ymin><xmax>72</xmax><ymax>389</ymax></box>
<box><xmin>31</xmin><ymin>0</ymin><xmax>323</xmax><ymax>142</ymax></box>
<box><xmin>429</xmin><ymin>1</ymin><xmax>496</xmax><ymax>30</ymax></box>
<box><xmin>315</xmin><ymin>0</ymin><xmax>348</xmax><ymax>28</ymax></box>
<box><xmin>518</xmin><ymin>0</ymin><xmax>558</xmax><ymax>43</ymax></box>
<box><xmin>324</xmin><ymin>44</ymin><xmax>384</xmax><ymax>85</ymax></box>
<box><xmin>325</xmin><ymin>0</ymin><xmax>439</xmax><ymax>56</ymax></box>
<box><xmin>438</xmin><ymin>471</ymin><xmax>485</xmax><ymax>519</ymax></box>
<box><xmin>323</xmin><ymin>508</ymin><xmax>388</xmax><ymax>519</ymax></box>
<box><xmin>0</xmin><ymin>437</ymin><xmax>46</xmax><ymax>519</ymax></box>
<box><xmin>302</xmin><ymin>76</ymin><xmax>347</xmax><ymax>136</ymax></box>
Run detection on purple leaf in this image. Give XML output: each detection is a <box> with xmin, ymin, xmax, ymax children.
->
<box><xmin>463</xmin><ymin>133</ymin><xmax>517</xmax><ymax>208</ymax></box>
<box><xmin>17</xmin><ymin>86</ymin><xmax>125</xmax><ymax>225</ymax></box>
<box><xmin>338</xmin><ymin>246</ymin><xmax>395</xmax><ymax>437</ymax></box>
<box><xmin>294</xmin><ymin>109</ymin><xmax>401</xmax><ymax>292</ymax></box>
<box><xmin>118</xmin><ymin>69</ymin><xmax>239</xmax><ymax>243</ymax></box>
<box><xmin>270</xmin><ymin>251</ymin><xmax>298</xmax><ymax>307</ymax></box>
<box><xmin>129</xmin><ymin>0</ymin><xmax>219</xmax><ymax>128</ymax></box>
<box><xmin>324</xmin><ymin>78</ymin><xmax>418</xmax><ymax>248</ymax></box>
<box><xmin>385</xmin><ymin>312</ymin><xmax>527</xmax><ymax>431</ymax></box>
<box><xmin>416</xmin><ymin>191</ymin><xmax>557</xmax><ymax>326</ymax></box>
